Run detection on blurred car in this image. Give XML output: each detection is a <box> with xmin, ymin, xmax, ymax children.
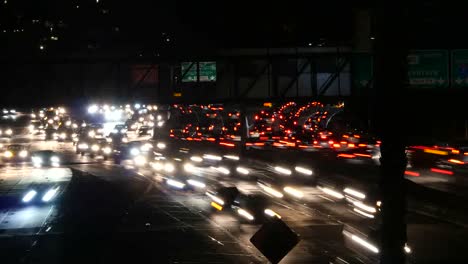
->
<box><xmin>20</xmin><ymin>185</ymin><xmax>60</xmax><ymax>204</ymax></box>
<box><xmin>54</xmin><ymin>128</ymin><xmax>74</xmax><ymax>141</ymax></box>
<box><xmin>76</xmin><ymin>138</ymin><xmax>113</xmax><ymax>159</ymax></box>
<box><xmin>28</xmin><ymin>120</ymin><xmax>44</xmax><ymax>135</ymax></box>
<box><xmin>112</xmin><ymin>124</ymin><xmax>128</xmax><ymax>135</ymax></box>
<box><xmin>44</xmin><ymin>127</ymin><xmax>56</xmax><ymax>140</ymax></box>
<box><xmin>0</xmin><ymin>127</ymin><xmax>13</xmax><ymax>138</ymax></box>
<box><xmin>31</xmin><ymin>150</ymin><xmax>61</xmax><ymax>167</ymax></box>
<box><xmin>138</xmin><ymin>125</ymin><xmax>152</xmax><ymax>137</ymax></box>
<box><xmin>113</xmin><ymin>141</ymin><xmax>153</xmax><ymax>164</ymax></box>
<box><xmin>206</xmin><ymin>186</ymin><xmax>281</xmax><ymax>223</ymax></box>
<box><xmin>3</xmin><ymin>144</ymin><xmax>30</xmax><ymax>161</ymax></box>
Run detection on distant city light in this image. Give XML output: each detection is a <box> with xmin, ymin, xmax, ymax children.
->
<box><xmin>39</xmin><ymin>45</ymin><xmax>44</xmax><ymax>50</ymax></box>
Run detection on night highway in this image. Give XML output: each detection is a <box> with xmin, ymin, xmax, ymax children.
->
<box><xmin>2</xmin><ymin>1</ymin><xmax>468</xmax><ymax>263</ymax></box>
<box><xmin>0</xmin><ymin>104</ymin><xmax>465</xmax><ymax>264</ymax></box>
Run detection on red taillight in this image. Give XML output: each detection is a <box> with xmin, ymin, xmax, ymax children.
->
<box><xmin>451</xmin><ymin>149</ymin><xmax>460</xmax><ymax>154</ymax></box>
<box><xmin>448</xmin><ymin>159</ymin><xmax>464</xmax><ymax>165</ymax></box>
<box><xmin>333</xmin><ymin>143</ymin><xmax>341</xmax><ymax>148</ymax></box>
<box><xmin>405</xmin><ymin>170</ymin><xmax>420</xmax><ymax>177</ymax></box>
<box><xmin>354</xmin><ymin>153</ymin><xmax>372</xmax><ymax>158</ymax></box>
<box><xmin>348</xmin><ymin>143</ymin><xmax>356</xmax><ymax>148</ymax></box>
<box><xmin>337</xmin><ymin>153</ymin><xmax>355</xmax><ymax>158</ymax></box>
<box><xmin>313</xmin><ymin>140</ymin><xmax>318</xmax><ymax>145</ymax></box>
<box><xmin>358</xmin><ymin>143</ymin><xmax>367</xmax><ymax>147</ymax></box>
<box><xmin>340</xmin><ymin>141</ymin><xmax>347</xmax><ymax>144</ymax></box>
<box><xmin>430</xmin><ymin>168</ymin><xmax>454</xmax><ymax>175</ymax></box>
<box><xmin>255</xmin><ymin>115</ymin><xmax>259</xmax><ymax>120</ymax></box>
<box><xmin>328</xmin><ymin>140</ymin><xmax>334</xmax><ymax>145</ymax></box>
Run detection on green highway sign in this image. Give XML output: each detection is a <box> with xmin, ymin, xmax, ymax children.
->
<box><xmin>181</xmin><ymin>62</ymin><xmax>197</xmax><ymax>82</ymax></box>
<box><xmin>199</xmin><ymin>62</ymin><xmax>217</xmax><ymax>81</ymax></box>
<box><xmin>451</xmin><ymin>50</ymin><xmax>468</xmax><ymax>88</ymax></box>
<box><xmin>407</xmin><ymin>50</ymin><xmax>449</xmax><ymax>88</ymax></box>
<box><xmin>181</xmin><ymin>62</ymin><xmax>216</xmax><ymax>82</ymax></box>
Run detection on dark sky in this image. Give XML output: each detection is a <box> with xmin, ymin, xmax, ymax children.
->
<box><xmin>0</xmin><ymin>0</ymin><xmax>467</xmax><ymax>59</ymax></box>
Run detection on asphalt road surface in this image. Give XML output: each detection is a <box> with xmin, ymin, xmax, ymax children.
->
<box><xmin>0</xmin><ymin>133</ymin><xmax>467</xmax><ymax>263</ymax></box>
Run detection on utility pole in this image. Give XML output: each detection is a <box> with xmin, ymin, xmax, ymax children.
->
<box><xmin>373</xmin><ymin>1</ymin><xmax>408</xmax><ymax>264</ymax></box>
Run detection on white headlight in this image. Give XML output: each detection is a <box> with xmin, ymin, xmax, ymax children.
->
<box><xmin>65</xmin><ymin>121</ymin><xmax>71</xmax><ymax>126</ymax></box>
<box><xmin>4</xmin><ymin>151</ymin><xmax>13</xmax><ymax>158</ymax></box>
<box><xmin>103</xmin><ymin>147</ymin><xmax>112</xmax><ymax>154</ymax></box>
<box><xmin>130</xmin><ymin>148</ymin><xmax>140</xmax><ymax>156</ymax></box>
<box><xmin>237</xmin><ymin>208</ymin><xmax>255</xmax><ymax>221</ymax></box>
<box><xmin>167</xmin><ymin>179</ymin><xmax>185</xmax><ymax>189</ymax></box>
<box><xmin>344</xmin><ymin>188</ymin><xmax>366</xmax><ymax>200</ymax></box>
<box><xmin>236</xmin><ymin>167</ymin><xmax>249</xmax><ymax>175</ymax></box>
<box><xmin>32</xmin><ymin>156</ymin><xmax>43</xmax><ymax>165</ymax></box>
<box><xmin>214</xmin><ymin>166</ymin><xmax>230</xmax><ymax>175</ymax></box>
<box><xmin>50</xmin><ymin>156</ymin><xmax>60</xmax><ymax>163</ymax></box>
<box><xmin>152</xmin><ymin>161</ymin><xmax>164</xmax><ymax>171</ymax></box>
<box><xmin>264</xmin><ymin>209</ymin><xmax>281</xmax><ymax>219</ymax></box>
<box><xmin>190</xmin><ymin>156</ymin><xmax>203</xmax><ymax>162</ymax></box>
<box><xmin>164</xmin><ymin>163</ymin><xmax>175</xmax><ymax>173</ymax></box>
<box><xmin>283</xmin><ymin>186</ymin><xmax>304</xmax><ymax>198</ymax></box>
<box><xmin>294</xmin><ymin>166</ymin><xmax>313</xmax><ymax>175</ymax></box>
<box><xmin>206</xmin><ymin>192</ymin><xmax>225</xmax><ymax>205</ymax></box>
<box><xmin>91</xmin><ymin>144</ymin><xmax>100</xmax><ymax>151</ymax></box>
<box><xmin>106</xmin><ymin>137</ymin><xmax>113</xmax><ymax>143</ymax></box>
<box><xmin>187</xmin><ymin>179</ymin><xmax>206</xmax><ymax>188</ymax></box>
<box><xmin>140</xmin><ymin>143</ymin><xmax>153</xmax><ymax>152</ymax></box>
<box><xmin>122</xmin><ymin>137</ymin><xmax>129</xmax><ymax>143</ymax></box>
<box><xmin>157</xmin><ymin>142</ymin><xmax>166</xmax><ymax>149</ymax></box>
<box><xmin>203</xmin><ymin>154</ymin><xmax>222</xmax><ymax>161</ymax></box>
<box><xmin>19</xmin><ymin>150</ymin><xmax>28</xmax><ymax>158</ymax></box>
<box><xmin>42</xmin><ymin>188</ymin><xmax>59</xmax><ymax>202</ymax></box>
<box><xmin>22</xmin><ymin>190</ymin><xmax>37</xmax><ymax>203</ymax></box>
<box><xmin>134</xmin><ymin>155</ymin><xmax>147</xmax><ymax>166</ymax></box>
<box><xmin>274</xmin><ymin>166</ymin><xmax>292</xmax><ymax>175</ymax></box>
<box><xmin>78</xmin><ymin>143</ymin><xmax>89</xmax><ymax>149</ymax></box>
<box><xmin>60</xmin><ymin>133</ymin><xmax>67</xmax><ymax>139</ymax></box>
<box><xmin>5</xmin><ymin>129</ymin><xmax>12</xmax><ymax>135</ymax></box>
<box><xmin>88</xmin><ymin>130</ymin><xmax>96</xmax><ymax>137</ymax></box>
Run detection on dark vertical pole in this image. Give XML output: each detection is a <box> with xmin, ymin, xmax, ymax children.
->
<box><xmin>373</xmin><ymin>1</ymin><xmax>408</xmax><ymax>264</ymax></box>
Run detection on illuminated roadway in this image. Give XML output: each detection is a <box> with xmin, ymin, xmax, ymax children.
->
<box><xmin>0</xmin><ymin>132</ymin><xmax>467</xmax><ymax>263</ymax></box>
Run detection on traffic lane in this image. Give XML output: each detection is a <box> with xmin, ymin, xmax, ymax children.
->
<box><xmin>169</xmin><ymin>185</ymin><xmax>374</xmax><ymax>263</ymax></box>
<box><xmin>162</xmin><ymin>163</ymin><xmax>468</xmax><ymax>263</ymax></box>
<box><xmin>118</xmin><ymin>156</ymin><xmax>364</xmax><ymax>262</ymax></box>
<box><xmin>27</xmin><ymin>165</ymin><xmax>263</xmax><ymax>264</ymax></box>
<box><xmin>0</xmin><ymin>167</ymin><xmax>70</xmax><ymax>235</ymax></box>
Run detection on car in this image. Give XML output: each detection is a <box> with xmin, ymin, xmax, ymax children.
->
<box><xmin>31</xmin><ymin>150</ymin><xmax>61</xmax><ymax>167</ymax></box>
<box><xmin>76</xmin><ymin>138</ymin><xmax>113</xmax><ymax>159</ymax></box>
<box><xmin>20</xmin><ymin>184</ymin><xmax>60</xmax><ymax>204</ymax></box>
<box><xmin>28</xmin><ymin>120</ymin><xmax>44</xmax><ymax>135</ymax></box>
<box><xmin>0</xmin><ymin>127</ymin><xmax>13</xmax><ymax>138</ymax></box>
<box><xmin>138</xmin><ymin>126</ymin><xmax>152</xmax><ymax>137</ymax></box>
<box><xmin>206</xmin><ymin>186</ymin><xmax>281</xmax><ymax>223</ymax></box>
<box><xmin>54</xmin><ymin>128</ymin><xmax>74</xmax><ymax>141</ymax></box>
<box><xmin>111</xmin><ymin>124</ymin><xmax>128</xmax><ymax>135</ymax></box>
<box><xmin>44</xmin><ymin>127</ymin><xmax>56</xmax><ymax>140</ymax></box>
<box><xmin>3</xmin><ymin>144</ymin><xmax>30</xmax><ymax>161</ymax></box>
<box><xmin>113</xmin><ymin>141</ymin><xmax>154</xmax><ymax>164</ymax></box>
